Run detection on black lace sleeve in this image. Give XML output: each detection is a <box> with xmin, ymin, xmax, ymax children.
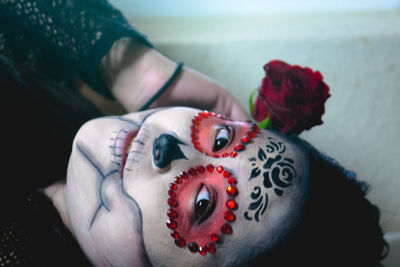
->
<box><xmin>0</xmin><ymin>0</ymin><xmax>153</xmax><ymax>98</ymax></box>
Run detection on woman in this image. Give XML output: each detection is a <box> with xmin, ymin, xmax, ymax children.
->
<box><xmin>1</xmin><ymin>54</ymin><xmax>388</xmax><ymax>266</ymax></box>
<box><xmin>0</xmin><ymin>1</ymin><xmax>388</xmax><ymax>267</ymax></box>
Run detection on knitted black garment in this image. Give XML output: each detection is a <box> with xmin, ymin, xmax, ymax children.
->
<box><xmin>0</xmin><ymin>0</ymin><xmax>153</xmax><ymax>98</ymax></box>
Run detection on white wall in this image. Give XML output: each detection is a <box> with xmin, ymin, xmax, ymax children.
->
<box><xmin>109</xmin><ymin>0</ymin><xmax>400</xmax><ymax>18</ymax></box>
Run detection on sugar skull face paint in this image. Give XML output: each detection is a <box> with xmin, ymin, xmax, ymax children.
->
<box><xmin>64</xmin><ymin>107</ymin><xmax>309</xmax><ymax>267</ymax></box>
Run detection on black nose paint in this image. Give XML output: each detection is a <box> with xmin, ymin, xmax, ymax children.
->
<box><xmin>153</xmin><ymin>133</ymin><xmax>187</xmax><ymax>168</ymax></box>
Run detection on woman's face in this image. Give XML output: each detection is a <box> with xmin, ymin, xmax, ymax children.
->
<box><xmin>66</xmin><ymin>107</ymin><xmax>309</xmax><ymax>267</ymax></box>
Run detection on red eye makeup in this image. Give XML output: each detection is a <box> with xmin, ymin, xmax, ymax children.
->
<box><xmin>166</xmin><ymin>164</ymin><xmax>239</xmax><ymax>255</ymax></box>
<box><xmin>191</xmin><ymin>111</ymin><xmax>259</xmax><ymax>158</ymax></box>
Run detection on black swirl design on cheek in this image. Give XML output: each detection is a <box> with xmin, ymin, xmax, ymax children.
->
<box><xmin>244</xmin><ymin>186</ymin><xmax>268</xmax><ymax>222</ymax></box>
<box><xmin>244</xmin><ymin>137</ymin><xmax>297</xmax><ymax>221</ymax></box>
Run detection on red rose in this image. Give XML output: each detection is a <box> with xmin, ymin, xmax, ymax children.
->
<box><xmin>252</xmin><ymin>60</ymin><xmax>330</xmax><ymax>134</ymax></box>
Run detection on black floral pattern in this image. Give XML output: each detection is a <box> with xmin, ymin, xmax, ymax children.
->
<box><xmin>244</xmin><ymin>137</ymin><xmax>297</xmax><ymax>221</ymax></box>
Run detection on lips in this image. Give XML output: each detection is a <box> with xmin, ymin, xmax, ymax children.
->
<box><xmin>114</xmin><ymin>126</ymin><xmax>139</xmax><ymax>177</ymax></box>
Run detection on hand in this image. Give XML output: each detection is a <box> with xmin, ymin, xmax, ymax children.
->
<box><xmin>99</xmin><ymin>38</ymin><xmax>249</xmax><ymax>121</ymax></box>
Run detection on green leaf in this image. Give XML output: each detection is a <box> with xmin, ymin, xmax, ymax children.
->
<box><xmin>258</xmin><ymin>115</ymin><xmax>272</xmax><ymax>130</ymax></box>
<box><xmin>249</xmin><ymin>88</ymin><xmax>258</xmax><ymax>115</ymax></box>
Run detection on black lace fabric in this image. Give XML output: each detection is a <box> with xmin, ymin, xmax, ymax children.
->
<box><xmin>0</xmin><ymin>0</ymin><xmax>152</xmax><ymax>97</ymax></box>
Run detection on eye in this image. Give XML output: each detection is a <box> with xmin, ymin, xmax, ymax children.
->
<box><xmin>213</xmin><ymin>126</ymin><xmax>232</xmax><ymax>152</ymax></box>
<box><xmin>195</xmin><ymin>184</ymin><xmax>215</xmax><ymax>224</ymax></box>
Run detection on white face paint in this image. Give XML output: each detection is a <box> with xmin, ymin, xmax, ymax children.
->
<box><xmin>65</xmin><ymin>107</ymin><xmax>309</xmax><ymax>267</ymax></box>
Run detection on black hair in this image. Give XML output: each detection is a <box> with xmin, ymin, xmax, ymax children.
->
<box><xmin>248</xmin><ymin>136</ymin><xmax>389</xmax><ymax>267</ymax></box>
<box><xmin>1</xmin><ymin>54</ymin><xmax>100</xmax><ymax>266</ymax></box>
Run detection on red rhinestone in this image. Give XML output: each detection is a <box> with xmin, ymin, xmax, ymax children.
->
<box><xmin>200</xmin><ymin>111</ymin><xmax>209</xmax><ymax>118</ymax></box>
<box><xmin>253</xmin><ymin>124</ymin><xmax>259</xmax><ymax>132</ymax></box>
<box><xmin>195</xmin><ymin>115</ymin><xmax>202</xmax><ymax>121</ymax></box>
<box><xmin>221</xmin><ymin>223</ymin><xmax>233</xmax><ymax>235</ymax></box>
<box><xmin>234</xmin><ymin>144</ymin><xmax>244</xmax><ymax>151</ymax></box>
<box><xmin>191</xmin><ymin>125</ymin><xmax>198</xmax><ymax>133</ymax></box>
<box><xmin>211</xmin><ymin>233</ymin><xmax>219</xmax><ymax>242</ymax></box>
<box><xmin>216</xmin><ymin>166</ymin><xmax>224</xmax><ymax>173</ymax></box>
<box><xmin>168</xmin><ymin>190</ymin><xmax>176</xmax><ymax>197</ymax></box>
<box><xmin>206</xmin><ymin>243</ymin><xmax>216</xmax><ymax>253</ymax></box>
<box><xmin>180</xmin><ymin>172</ymin><xmax>189</xmax><ymax>179</ymax></box>
<box><xmin>223</xmin><ymin>170</ymin><xmax>230</xmax><ymax>178</ymax></box>
<box><xmin>166</xmin><ymin>219</ymin><xmax>178</xmax><ymax>229</ymax></box>
<box><xmin>194</xmin><ymin>141</ymin><xmax>200</xmax><ymax>150</ymax></box>
<box><xmin>196</xmin><ymin>165</ymin><xmax>205</xmax><ymax>173</ymax></box>
<box><xmin>171</xmin><ymin>230</ymin><xmax>179</xmax><ymax>239</ymax></box>
<box><xmin>188</xmin><ymin>168</ymin><xmax>196</xmax><ymax>176</ymax></box>
<box><xmin>167</xmin><ymin>209</ymin><xmax>178</xmax><ymax>219</ymax></box>
<box><xmin>222</xmin><ymin>153</ymin><xmax>229</xmax><ymax>158</ymax></box>
<box><xmin>224</xmin><ymin>211</ymin><xmax>236</xmax><ymax>222</ymax></box>
<box><xmin>228</xmin><ymin>177</ymin><xmax>237</xmax><ymax>185</ymax></box>
<box><xmin>248</xmin><ymin>131</ymin><xmax>257</xmax><ymax>138</ymax></box>
<box><xmin>226</xmin><ymin>199</ymin><xmax>238</xmax><ymax>210</ymax></box>
<box><xmin>175</xmin><ymin>237</ymin><xmax>186</xmax><ymax>247</ymax></box>
<box><xmin>169</xmin><ymin>183</ymin><xmax>177</xmax><ymax>190</ymax></box>
<box><xmin>199</xmin><ymin>246</ymin><xmax>207</xmax><ymax>255</ymax></box>
<box><xmin>192</xmin><ymin>119</ymin><xmax>199</xmax><ymax>126</ymax></box>
<box><xmin>167</xmin><ymin>197</ymin><xmax>178</xmax><ymax>207</ymax></box>
<box><xmin>206</xmin><ymin>164</ymin><xmax>214</xmax><ymax>172</ymax></box>
<box><xmin>241</xmin><ymin>135</ymin><xmax>250</xmax><ymax>144</ymax></box>
<box><xmin>174</xmin><ymin>176</ymin><xmax>182</xmax><ymax>184</ymax></box>
<box><xmin>226</xmin><ymin>185</ymin><xmax>237</xmax><ymax>196</ymax></box>
<box><xmin>188</xmin><ymin>242</ymin><xmax>199</xmax><ymax>253</ymax></box>
<box><xmin>230</xmin><ymin>151</ymin><xmax>238</xmax><ymax>158</ymax></box>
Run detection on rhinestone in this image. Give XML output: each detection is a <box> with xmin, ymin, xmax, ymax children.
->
<box><xmin>226</xmin><ymin>199</ymin><xmax>238</xmax><ymax>210</ymax></box>
<box><xmin>175</xmin><ymin>237</ymin><xmax>186</xmax><ymax>247</ymax></box>
<box><xmin>199</xmin><ymin>246</ymin><xmax>207</xmax><ymax>255</ymax></box>
<box><xmin>180</xmin><ymin>172</ymin><xmax>189</xmax><ymax>179</ymax></box>
<box><xmin>168</xmin><ymin>190</ymin><xmax>176</xmax><ymax>197</ymax></box>
<box><xmin>222</xmin><ymin>153</ymin><xmax>229</xmax><ymax>157</ymax></box>
<box><xmin>188</xmin><ymin>242</ymin><xmax>199</xmax><ymax>253</ymax></box>
<box><xmin>248</xmin><ymin>131</ymin><xmax>257</xmax><ymax>138</ymax></box>
<box><xmin>230</xmin><ymin>151</ymin><xmax>238</xmax><ymax>158</ymax></box>
<box><xmin>221</xmin><ymin>223</ymin><xmax>233</xmax><ymax>235</ymax></box>
<box><xmin>226</xmin><ymin>185</ymin><xmax>237</xmax><ymax>196</ymax></box>
<box><xmin>216</xmin><ymin>166</ymin><xmax>224</xmax><ymax>173</ymax></box>
<box><xmin>171</xmin><ymin>230</ymin><xmax>179</xmax><ymax>239</ymax></box>
<box><xmin>206</xmin><ymin>243</ymin><xmax>216</xmax><ymax>253</ymax></box>
<box><xmin>167</xmin><ymin>197</ymin><xmax>178</xmax><ymax>207</ymax></box>
<box><xmin>166</xmin><ymin>219</ymin><xmax>178</xmax><ymax>229</ymax></box>
<box><xmin>196</xmin><ymin>165</ymin><xmax>205</xmax><ymax>173</ymax></box>
<box><xmin>223</xmin><ymin>170</ymin><xmax>230</xmax><ymax>178</ymax></box>
<box><xmin>188</xmin><ymin>168</ymin><xmax>196</xmax><ymax>176</ymax></box>
<box><xmin>211</xmin><ymin>233</ymin><xmax>219</xmax><ymax>242</ymax></box>
<box><xmin>234</xmin><ymin>144</ymin><xmax>243</xmax><ymax>151</ymax></box>
<box><xmin>228</xmin><ymin>177</ymin><xmax>237</xmax><ymax>185</ymax></box>
<box><xmin>206</xmin><ymin>164</ymin><xmax>214</xmax><ymax>172</ymax></box>
<box><xmin>169</xmin><ymin>183</ymin><xmax>177</xmax><ymax>190</ymax></box>
<box><xmin>224</xmin><ymin>211</ymin><xmax>236</xmax><ymax>222</ymax></box>
<box><xmin>167</xmin><ymin>209</ymin><xmax>178</xmax><ymax>219</ymax></box>
<box><xmin>241</xmin><ymin>135</ymin><xmax>250</xmax><ymax>144</ymax></box>
<box><xmin>174</xmin><ymin>176</ymin><xmax>182</xmax><ymax>184</ymax></box>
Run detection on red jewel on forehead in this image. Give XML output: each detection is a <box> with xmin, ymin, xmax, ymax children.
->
<box><xmin>166</xmin><ymin>165</ymin><xmax>239</xmax><ymax>255</ymax></box>
<box><xmin>190</xmin><ymin>110</ymin><xmax>259</xmax><ymax>158</ymax></box>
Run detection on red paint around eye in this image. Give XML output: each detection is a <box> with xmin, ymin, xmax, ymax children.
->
<box><xmin>166</xmin><ymin>165</ymin><xmax>239</xmax><ymax>255</ymax></box>
<box><xmin>190</xmin><ymin>111</ymin><xmax>259</xmax><ymax>158</ymax></box>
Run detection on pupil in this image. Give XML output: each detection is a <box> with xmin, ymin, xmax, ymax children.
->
<box><xmin>196</xmin><ymin>199</ymin><xmax>209</xmax><ymax>216</ymax></box>
<box><xmin>215</xmin><ymin>138</ymin><xmax>228</xmax><ymax>151</ymax></box>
